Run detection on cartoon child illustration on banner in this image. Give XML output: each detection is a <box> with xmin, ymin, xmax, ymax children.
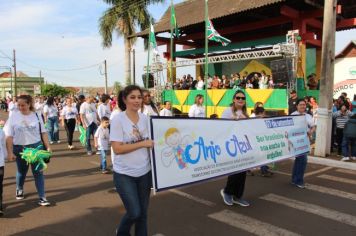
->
<box><xmin>161</xmin><ymin>127</ymin><xmax>195</xmax><ymax>169</ymax></box>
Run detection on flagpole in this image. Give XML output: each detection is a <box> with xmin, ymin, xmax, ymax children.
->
<box><xmin>146</xmin><ymin>24</ymin><xmax>151</xmax><ymax>89</ymax></box>
<box><xmin>204</xmin><ymin>0</ymin><xmax>209</xmax><ymax>118</ymax></box>
<box><xmin>170</xmin><ymin>0</ymin><xmax>174</xmax><ymax>84</ymax></box>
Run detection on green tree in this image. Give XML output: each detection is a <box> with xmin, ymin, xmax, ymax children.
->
<box><xmin>41</xmin><ymin>83</ymin><xmax>70</xmax><ymax>97</ymax></box>
<box><xmin>99</xmin><ymin>0</ymin><xmax>164</xmax><ymax>85</ymax></box>
<box><xmin>112</xmin><ymin>81</ymin><xmax>123</xmax><ymax>94</ymax></box>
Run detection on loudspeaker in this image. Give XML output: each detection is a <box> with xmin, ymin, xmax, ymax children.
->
<box><xmin>270</xmin><ymin>59</ymin><xmax>293</xmax><ymax>84</ymax></box>
<box><xmin>142</xmin><ymin>73</ymin><xmax>154</xmax><ymax>88</ymax></box>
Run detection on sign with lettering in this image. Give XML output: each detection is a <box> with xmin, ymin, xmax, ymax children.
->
<box><xmin>150</xmin><ymin>116</ymin><xmax>310</xmax><ymax>191</ymax></box>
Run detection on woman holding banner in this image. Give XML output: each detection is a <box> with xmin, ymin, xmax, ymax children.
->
<box><xmin>110</xmin><ymin>85</ymin><xmax>154</xmax><ymax>236</ymax></box>
<box><xmin>220</xmin><ymin>90</ymin><xmax>250</xmax><ymax>207</ymax></box>
<box><xmin>290</xmin><ymin>99</ymin><xmax>316</xmax><ymax>188</ymax></box>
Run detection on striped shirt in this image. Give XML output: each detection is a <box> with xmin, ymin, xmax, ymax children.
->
<box><xmin>333</xmin><ymin>111</ymin><xmax>352</xmax><ymax>129</ymax></box>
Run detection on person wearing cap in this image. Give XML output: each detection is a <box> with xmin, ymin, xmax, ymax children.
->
<box><xmin>288</xmin><ymin>90</ymin><xmax>298</xmax><ymax>115</ymax></box>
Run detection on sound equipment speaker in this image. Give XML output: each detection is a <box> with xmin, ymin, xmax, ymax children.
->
<box><xmin>142</xmin><ymin>73</ymin><xmax>154</xmax><ymax>88</ymax></box>
<box><xmin>270</xmin><ymin>59</ymin><xmax>293</xmax><ymax>84</ymax></box>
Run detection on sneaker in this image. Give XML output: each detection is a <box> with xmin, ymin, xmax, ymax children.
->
<box><xmin>57</xmin><ymin>140</ymin><xmax>61</xmax><ymax>144</ymax></box>
<box><xmin>296</xmin><ymin>184</ymin><xmax>305</xmax><ymax>189</ymax></box>
<box><xmin>101</xmin><ymin>169</ymin><xmax>110</xmax><ymax>174</ymax></box>
<box><xmin>50</xmin><ymin>141</ymin><xmax>54</xmax><ymax>144</ymax></box>
<box><xmin>87</xmin><ymin>151</ymin><xmax>93</xmax><ymax>156</ymax></box>
<box><xmin>220</xmin><ymin>189</ymin><xmax>233</xmax><ymax>206</ymax></box>
<box><xmin>341</xmin><ymin>156</ymin><xmax>350</xmax><ymax>161</ymax></box>
<box><xmin>96</xmin><ymin>151</ymin><xmax>101</xmax><ymax>155</ymax></box>
<box><xmin>16</xmin><ymin>189</ymin><xmax>24</xmax><ymax>200</ymax></box>
<box><xmin>232</xmin><ymin>197</ymin><xmax>250</xmax><ymax>207</ymax></box>
<box><xmin>38</xmin><ymin>198</ymin><xmax>51</xmax><ymax>206</ymax></box>
<box><xmin>70</xmin><ymin>145</ymin><xmax>75</xmax><ymax>150</ymax></box>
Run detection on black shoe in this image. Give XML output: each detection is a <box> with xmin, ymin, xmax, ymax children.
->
<box><xmin>0</xmin><ymin>204</ymin><xmax>3</xmax><ymax>217</ymax></box>
<box><xmin>16</xmin><ymin>189</ymin><xmax>24</xmax><ymax>200</ymax></box>
<box><xmin>38</xmin><ymin>198</ymin><xmax>51</xmax><ymax>206</ymax></box>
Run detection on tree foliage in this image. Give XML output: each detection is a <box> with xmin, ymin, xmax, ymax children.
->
<box><xmin>41</xmin><ymin>83</ymin><xmax>70</xmax><ymax>97</ymax></box>
<box><xmin>112</xmin><ymin>81</ymin><xmax>123</xmax><ymax>95</ymax></box>
<box><xmin>99</xmin><ymin>0</ymin><xmax>164</xmax><ymax>85</ymax></box>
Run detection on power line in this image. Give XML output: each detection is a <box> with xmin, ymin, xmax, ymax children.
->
<box><xmin>15</xmin><ymin>57</ymin><xmax>102</xmax><ymax>71</ymax></box>
<box><xmin>0</xmin><ymin>50</ymin><xmax>13</xmax><ymax>61</ymax></box>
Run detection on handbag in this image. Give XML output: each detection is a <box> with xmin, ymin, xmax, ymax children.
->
<box><xmin>35</xmin><ymin>113</ymin><xmax>50</xmax><ymax>163</ymax></box>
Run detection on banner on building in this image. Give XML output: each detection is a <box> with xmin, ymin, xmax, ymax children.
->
<box><xmin>150</xmin><ymin>116</ymin><xmax>310</xmax><ymax>191</ymax></box>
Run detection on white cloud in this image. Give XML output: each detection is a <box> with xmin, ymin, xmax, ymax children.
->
<box><xmin>0</xmin><ymin>2</ymin><xmax>54</xmax><ymax>32</ymax></box>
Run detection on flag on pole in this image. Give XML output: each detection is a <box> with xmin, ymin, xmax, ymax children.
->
<box><xmin>170</xmin><ymin>3</ymin><xmax>179</xmax><ymax>38</ymax></box>
<box><xmin>206</xmin><ymin>19</ymin><xmax>231</xmax><ymax>46</ymax></box>
<box><xmin>149</xmin><ymin>23</ymin><xmax>158</xmax><ymax>54</ymax></box>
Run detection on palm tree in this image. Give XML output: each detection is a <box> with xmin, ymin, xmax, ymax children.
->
<box><xmin>99</xmin><ymin>0</ymin><xmax>165</xmax><ymax>85</ymax></box>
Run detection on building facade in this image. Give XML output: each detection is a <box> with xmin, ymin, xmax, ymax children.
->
<box><xmin>0</xmin><ymin>72</ymin><xmax>44</xmax><ymax>97</ymax></box>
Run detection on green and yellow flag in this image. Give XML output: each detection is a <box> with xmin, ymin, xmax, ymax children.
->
<box><xmin>170</xmin><ymin>3</ymin><xmax>179</xmax><ymax>38</ymax></box>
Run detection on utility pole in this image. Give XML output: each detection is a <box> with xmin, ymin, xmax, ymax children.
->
<box><xmin>132</xmin><ymin>48</ymin><xmax>136</xmax><ymax>85</ymax></box>
<box><xmin>104</xmin><ymin>60</ymin><xmax>108</xmax><ymax>94</ymax></box>
<box><xmin>39</xmin><ymin>70</ymin><xmax>42</xmax><ymax>95</ymax></box>
<box><xmin>13</xmin><ymin>49</ymin><xmax>17</xmax><ymax>97</ymax></box>
<box><xmin>314</xmin><ymin>0</ymin><xmax>337</xmax><ymax>157</ymax></box>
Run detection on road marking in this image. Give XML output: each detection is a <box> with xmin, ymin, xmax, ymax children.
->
<box><xmin>89</xmin><ymin>161</ymin><xmax>100</xmax><ymax>166</ymax></box>
<box><xmin>305</xmin><ymin>183</ymin><xmax>356</xmax><ymax>201</ymax></box>
<box><xmin>335</xmin><ymin>169</ymin><xmax>356</xmax><ymax>175</ymax></box>
<box><xmin>208</xmin><ymin>210</ymin><xmax>301</xmax><ymax>236</ymax></box>
<box><xmin>260</xmin><ymin>193</ymin><xmax>356</xmax><ymax>227</ymax></box>
<box><xmin>318</xmin><ymin>174</ymin><xmax>356</xmax><ymax>185</ymax></box>
<box><xmin>169</xmin><ymin>189</ymin><xmax>216</xmax><ymax>207</ymax></box>
<box><xmin>304</xmin><ymin>167</ymin><xmax>333</xmax><ymax>177</ymax></box>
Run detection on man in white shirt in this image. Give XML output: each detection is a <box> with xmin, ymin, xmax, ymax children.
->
<box><xmin>97</xmin><ymin>94</ymin><xmax>112</xmax><ymax>121</ymax></box>
<box><xmin>159</xmin><ymin>101</ymin><xmax>173</xmax><ymax>116</ymax></box>
<box><xmin>80</xmin><ymin>95</ymin><xmax>99</xmax><ymax>155</ymax></box>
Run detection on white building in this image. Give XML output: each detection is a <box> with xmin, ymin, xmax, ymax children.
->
<box><xmin>334</xmin><ymin>40</ymin><xmax>356</xmax><ymax>99</ymax></box>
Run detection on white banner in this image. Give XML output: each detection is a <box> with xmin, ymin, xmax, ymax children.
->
<box><xmin>150</xmin><ymin>116</ymin><xmax>310</xmax><ymax>191</ymax></box>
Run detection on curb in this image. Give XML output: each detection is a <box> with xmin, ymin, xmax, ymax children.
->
<box><xmin>308</xmin><ymin>155</ymin><xmax>356</xmax><ymax>171</ymax></box>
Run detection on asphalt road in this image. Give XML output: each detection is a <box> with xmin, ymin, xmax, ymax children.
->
<box><xmin>0</xmin><ymin>111</ymin><xmax>355</xmax><ymax>236</ymax></box>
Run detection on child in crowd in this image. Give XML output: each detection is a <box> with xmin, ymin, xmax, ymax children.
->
<box><xmin>0</xmin><ymin>126</ymin><xmax>8</xmax><ymax>216</ymax></box>
<box><xmin>94</xmin><ymin>116</ymin><xmax>110</xmax><ymax>174</ymax></box>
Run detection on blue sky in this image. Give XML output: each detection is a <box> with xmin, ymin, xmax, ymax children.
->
<box><xmin>0</xmin><ymin>0</ymin><xmax>354</xmax><ymax>87</ymax></box>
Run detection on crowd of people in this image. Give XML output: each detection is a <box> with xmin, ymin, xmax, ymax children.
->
<box><xmin>0</xmin><ymin>87</ymin><xmax>355</xmax><ymax>236</ymax></box>
<box><xmin>169</xmin><ymin>71</ymin><xmax>277</xmax><ymax>90</ymax></box>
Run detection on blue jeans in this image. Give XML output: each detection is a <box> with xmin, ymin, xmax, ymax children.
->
<box><xmin>100</xmin><ymin>150</ymin><xmax>107</xmax><ymax>170</ymax></box>
<box><xmin>47</xmin><ymin>116</ymin><xmax>59</xmax><ymax>142</ymax></box>
<box><xmin>14</xmin><ymin>141</ymin><xmax>46</xmax><ymax>199</ymax></box>
<box><xmin>292</xmin><ymin>154</ymin><xmax>307</xmax><ymax>185</ymax></box>
<box><xmin>86</xmin><ymin>122</ymin><xmax>97</xmax><ymax>152</ymax></box>
<box><xmin>342</xmin><ymin>137</ymin><xmax>356</xmax><ymax>157</ymax></box>
<box><xmin>113</xmin><ymin>171</ymin><xmax>152</xmax><ymax>236</ymax></box>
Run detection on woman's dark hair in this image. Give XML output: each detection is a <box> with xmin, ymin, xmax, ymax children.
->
<box><xmin>194</xmin><ymin>94</ymin><xmax>203</xmax><ymax>105</ymax></box>
<box><xmin>118</xmin><ymin>90</ymin><xmax>126</xmax><ymax>111</ymax></box>
<box><xmin>46</xmin><ymin>96</ymin><xmax>55</xmax><ymax>106</ymax></box>
<box><xmin>296</xmin><ymin>98</ymin><xmax>306</xmax><ymax>106</ymax></box>
<box><xmin>232</xmin><ymin>90</ymin><xmax>247</xmax><ymax>116</ymax></box>
<box><xmin>122</xmin><ymin>85</ymin><xmax>142</xmax><ymax>99</ymax></box>
<box><xmin>100</xmin><ymin>94</ymin><xmax>110</xmax><ymax>103</ymax></box>
<box><xmin>18</xmin><ymin>94</ymin><xmax>35</xmax><ymax>111</ymax></box>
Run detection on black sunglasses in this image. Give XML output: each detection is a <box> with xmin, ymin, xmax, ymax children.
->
<box><xmin>235</xmin><ymin>96</ymin><xmax>246</xmax><ymax>100</ymax></box>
